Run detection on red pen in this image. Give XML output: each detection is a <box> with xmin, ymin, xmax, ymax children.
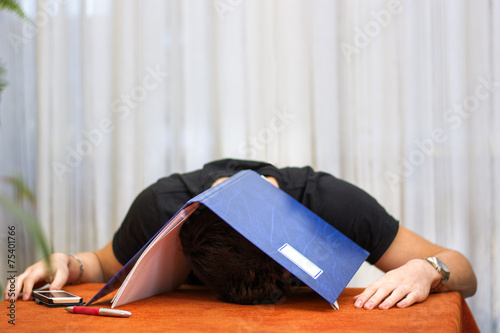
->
<box><xmin>65</xmin><ymin>306</ymin><xmax>131</xmax><ymax>318</ymax></box>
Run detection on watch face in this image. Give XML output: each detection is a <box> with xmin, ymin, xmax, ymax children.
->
<box><xmin>434</xmin><ymin>257</ymin><xmax>450</xmax><ymax>283</ymax></box>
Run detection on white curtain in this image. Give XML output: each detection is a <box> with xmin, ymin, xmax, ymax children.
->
<box><xmin>0</xmin><ymin>0</ymin><xmax>498</xmax><ymax>331</ymax></box>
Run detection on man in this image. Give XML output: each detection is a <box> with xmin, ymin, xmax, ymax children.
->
<box><xmin>5</xmin><ymin>159</ymin><xmax>477</xmax><ymax>309</ymax></box>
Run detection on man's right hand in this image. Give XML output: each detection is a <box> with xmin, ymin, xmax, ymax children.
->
<box><xmin>4</xmin><ymin>253</ymin><xmax>72</xmax><ymax>301</ymax></box>
<box><xmin>5</xmin><ymin>241</ymin><xmax>124</xmax><ymax>302</ymax></box>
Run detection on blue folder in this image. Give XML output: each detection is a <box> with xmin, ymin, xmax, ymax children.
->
<box><xmin>88</xmin><ymin>170</ymin><xmax>368</xmax><ymax>307</ymax></box>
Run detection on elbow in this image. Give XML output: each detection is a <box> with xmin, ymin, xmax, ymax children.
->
<box><xmin>460</xmin><ymin>261</ymin><xmax>477</xmax><ymax>298</ymax></box>
<box><xmin>463</xmin><ymin>272</ymin><xmax>477</xmax><ymax>298</ymax></box>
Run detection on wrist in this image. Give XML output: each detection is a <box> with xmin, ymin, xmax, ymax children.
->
<box><xmin>421</xmin><ymin>257</ymin><xmax>450</xmax><ymax>291</ymax></box>
<box><xmin>410</xmin><ymin>258</ymin><xmax>441</xmax><ymax>289</ymax></box>
<box><xmin>67</xmin><ymin>253</ymin><xmax>84</xmax><ymax>285</ymax></box>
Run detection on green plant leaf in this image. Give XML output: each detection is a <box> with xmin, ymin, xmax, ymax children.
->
<box><xmin>0</xmin><ymin>195</ymin><xmax>52</xmax><ymax>264</ymax></box>
<box><xmin>0</xmin><ymin>0</ymin><xmax>28</xmax><ymax>20</ymax></box>
<box><xmin>3</xmin><ymin>175</ymin><xmax>36</xmax><ymax>207</ymax></box>
<box><xmin>0</xmin><ymin>176</ymin><xmax>52</xmax><ymax>277</ymax></box>
<box><xmin>0</xmin><ymin>62</ymin><xmax>6</xmax><ymax>96</ymax></box>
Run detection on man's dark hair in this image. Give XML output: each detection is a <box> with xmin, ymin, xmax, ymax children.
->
<box><xmin>179</xmin><ymin>207</ymin><xmax>292</xmax><ymax>305</ymax></box>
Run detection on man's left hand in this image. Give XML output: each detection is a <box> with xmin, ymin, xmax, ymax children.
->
<box><xmin>353</xmin><ymin>258</ymin><xmax>440</xmax><ymax>310</ymax></box>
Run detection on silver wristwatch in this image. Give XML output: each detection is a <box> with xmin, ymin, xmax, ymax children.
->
<box><xmin>422</xmin><ymin>257</ymin><xmax>450</xmax><ymax>291</ymax></box>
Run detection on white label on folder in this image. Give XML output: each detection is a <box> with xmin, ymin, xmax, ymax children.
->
<box><xmin>278</xmin><ymin>243</ymin><xmax>323</xmax><ymax>279</ymax></box>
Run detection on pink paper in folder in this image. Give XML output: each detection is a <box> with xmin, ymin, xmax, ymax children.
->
<box><xmin>110</xmin><ymin>203</ymin><xmax>199</xmax><ymax>308</ymax></box>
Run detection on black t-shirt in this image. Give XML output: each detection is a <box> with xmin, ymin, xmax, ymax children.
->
<box><xmin>113</xmin><ymin>159</ymin><xmax>399</xmax><ymax>267</ymax></box>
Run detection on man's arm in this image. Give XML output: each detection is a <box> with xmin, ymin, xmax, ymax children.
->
<box><xmin>94</xmin><ymin>241</ymin><xmax>124</xmax><ymax>282</ymax></box>
<box><xmin>4</xmin><ymin>240</ymin><xmax>123</xmax><ymax>301</ymax></box>
<box><xmin>353</xmin><ymin>226</ymin><xmax>477</xmax><ymax>310</ymax></box>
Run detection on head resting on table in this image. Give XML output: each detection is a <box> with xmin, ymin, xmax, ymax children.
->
<box><xmin>179</xmin><ymin>207</ymin><xmax>294</xmax><ymax>305</ymax></box>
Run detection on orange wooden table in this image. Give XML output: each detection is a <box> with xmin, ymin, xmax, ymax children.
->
<box><xmin>1</xmin><ymin>284</ymin><xmax>478</xmax><ymax>332</ymax></box>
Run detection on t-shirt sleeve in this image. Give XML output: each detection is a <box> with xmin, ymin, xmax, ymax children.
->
<box><xmin>307</xmin><ymin>172</ymin><xmax>399</xmax><ymax>265</ymax></box>
<box><xmin>112</xmin><ymin>185</ymin><xmax>164</xmax><ymax>266</ymax></box>
<box><xmin>112</xmin><ymin>172</ymin><xmax>203</xmax><ymax>266</ymax></box>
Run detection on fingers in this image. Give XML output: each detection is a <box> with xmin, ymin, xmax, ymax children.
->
<box><xmin>20</xmin><ymin>272</ymin><xmax>37</xmax><ymax>301</ymax></box>
<box><xmin>4</xmin><ymin>271</ymin><xmax>23</xmax><ymax>301</ymax></box>
<box><xmin>49</xmin><ymin>268</ymin><xmax>69</xmax><ymax>291</ymax></box>
<box><xmin>355</xmin><ymin>285</ymin><xmax>413</xmax><ymax>310</ymax></box>
<box><xmin>353</xmin><ymin>285</ymin><xmax>377</xmax><ymax>309</ymax></box>
<box><xmin>3</xmin><ymin>253</ymin><xmax>71</xmax><ymax>302</ymax></box>
<box><xmin>354</xmin><ymin>283</ymin><xmax>429</xmax><ymax>310</ymax></box>
<box><xmin>396</xmin><ymin>291</ymin><xmax>421</xmax><ymax>308</ymax></box>
<box><xmin>353</xmin><ymin>260</ymin><xmax>432</xmax><ymax>310</ymax></box>
<box><xmin>4</xmin><ymin>266</ymin><xmax>36</xmax><ymax>301</ymax></box>
<box><xmin>378</xmin><ymin>287</ymin><xmax>412</xmax><ymax>309</ymax></box>
<box><xmin>17</xmin><ymin>265</ymin><xmax>49</xmax><ymax>301</ymax></box>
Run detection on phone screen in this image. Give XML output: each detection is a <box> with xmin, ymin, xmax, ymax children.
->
<box><xmin>40</xmin><ymin>291</ymin><xmax>74</xmax><ymax>298</ymax></box>
<box><xmin>33</xmin><ymin>290</ymin><xmax>83</xmax><ymax>304</ymax></box>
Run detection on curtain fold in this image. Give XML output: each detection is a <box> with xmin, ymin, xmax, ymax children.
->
<box><xmin>0</xmin><ymin>0</ymin><xmax>497</xmax><ymax>331</ymax></box>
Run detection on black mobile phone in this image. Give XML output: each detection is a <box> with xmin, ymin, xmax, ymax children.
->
<box><xmin>32</xmin><ymin>290</ymin><xmax>83</xmax><ymax>306</ymax></box>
